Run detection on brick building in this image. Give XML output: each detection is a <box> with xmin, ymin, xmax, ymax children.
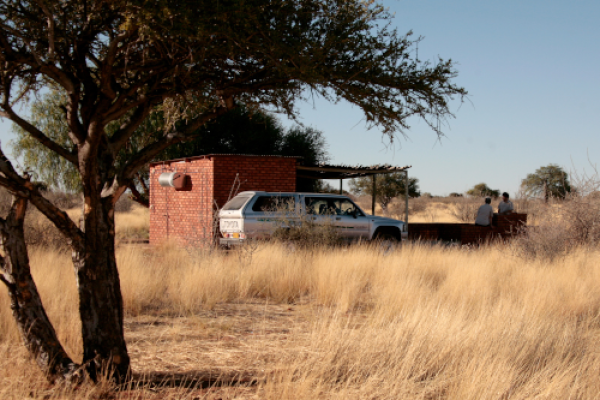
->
<box><xmin>149</xmin><ymin>154</ymin><xmax>297</xmax><ymax>246</ymax></box>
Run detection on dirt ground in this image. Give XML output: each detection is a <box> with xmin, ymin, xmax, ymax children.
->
<box><xmin>123</xmin><ymin>301</ymin><xmax>315</xmax><ymax>399</ymax></box>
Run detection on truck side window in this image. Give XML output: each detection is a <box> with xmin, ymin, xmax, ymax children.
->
<box><xmin>252</xmin><ymin>196</ymin><xmax>295</xmax><ymax>212</ymax></box>
<box><xmin>336</xmin><ymin>199</ymin><xmax>363</xmax><ymax>216</ymax></box>
<box><xmin>305</xmin><ymin>197</ymin><xmax>363</xmax><ymax>216</ymax></box>
<box><xmin>305</xmin><ymin>198</ymin><xmax>334</xmax><ymax>215</ymax></box>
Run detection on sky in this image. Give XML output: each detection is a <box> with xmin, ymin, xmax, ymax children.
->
<box><xmin>0</xmin><ymin>0</ymin><xmax>599</xmax><ymax>196</ymax></box>
<box><xmin>277</xmin><ymin>0</ymin><xmax>600</xmax><ymax>195</ymax></box>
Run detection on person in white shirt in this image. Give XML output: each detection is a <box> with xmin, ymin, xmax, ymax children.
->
<box><xmin>498</xmin><ymin>192</ymin><xmax>514</xmax><ymax>215</ymax></box>
<box><xmin>475</xmin><ymin>197</ymin><xmax>493</xmax><ymax>227</ymax></box>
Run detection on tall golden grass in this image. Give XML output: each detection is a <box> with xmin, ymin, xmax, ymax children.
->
<box><xmin>2</xmin><ymin>241</ymin><xmax>600</xmax><ymax>398</ymax></box>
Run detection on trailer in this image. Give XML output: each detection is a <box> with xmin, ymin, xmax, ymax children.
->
<box><xmin>408</xmin><ymin>213</ymin><xmax>527</xmax><ymax>245</ymax></box>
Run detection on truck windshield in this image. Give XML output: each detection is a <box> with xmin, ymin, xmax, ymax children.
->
<box><xmin>222</xmin><ymin>196</ymin><xmax>251</xmax><ymax>211</ymax></box>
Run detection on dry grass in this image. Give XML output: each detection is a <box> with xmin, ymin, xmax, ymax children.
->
<box><xmin>355</xmin><ymin>195</ymin><xmax>485</xmax><ymax>222</ymax></box>
<box><xmin>115</xmin><ymin>205</ymin><xmax>150</xmax><ymax>241</ymax></box>
<box><xmin>2</xmin><ymin>240</ymin><xmax>600</xmax><ymax>398</ymax></box>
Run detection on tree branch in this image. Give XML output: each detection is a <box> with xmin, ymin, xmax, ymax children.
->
<box><xmin>0</xmin><ymin>101</ymin><xmax>77</xmax><ymax>165</ymax></box>
<box><xmin>128</xmin><ymin>182</ymin><xmax>149</xmax><ymax>208</ymax></box>
<box><xmin>106</xmin><ymin>100</ymin><xmax>153</xmax><ymax>147</ymax></box>
<box><xmin>121</xmin><ymin>109</ymin><xmax>226</xmax><ymax>180</ymax></box>
<box><xmin>0</xmin><ymin>148</ymin><xmax>84</xmax><ymax>249</ymax></box>
<box><xmin>33</xmin><ymin>0</ymin><xmax>56</xmax><ymax>61</ymax></box>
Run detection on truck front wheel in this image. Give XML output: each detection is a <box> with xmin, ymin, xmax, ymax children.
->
<box><xmin>373</xmin><ymin>228</ymin><xmax>401</xmax><ymax>242</ymax></box>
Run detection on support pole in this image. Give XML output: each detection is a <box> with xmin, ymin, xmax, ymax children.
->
<box><xmin>339</xmin><ymin>179</ymin><xmax>343</xmax><ymax>195</ymax></box>
<box><xmin>405</xmin><ymin>170</ymin><xmax>409</xmax><ymax>224</ymax></box>
<box><xmin>372</xmin><ymin>174</ymin><xmax>376</xmax><ymax>216</ymax></box>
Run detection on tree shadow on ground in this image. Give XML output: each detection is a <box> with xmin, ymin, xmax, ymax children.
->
<box><xmin>129</xmin><ymin>369</ymin><xmax>259</xmax><ymax>390</ymax></box>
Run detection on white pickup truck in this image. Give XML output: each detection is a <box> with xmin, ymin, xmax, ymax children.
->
<box><xmin>219</xmin><ymin>191</ymin><xmax>408</xmax><ymax>246</ymax></box>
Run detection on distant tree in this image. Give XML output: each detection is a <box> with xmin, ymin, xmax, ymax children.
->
<box><xmin>349</xmin><ymin>173</ymin><xmax>420</xmax><ymax>213</ymax></box>
<box><xmin>467</xmin><ymin>183</ymin><xmax>500</xmax><ymax>198</ymax></box>
<box><xmin>312</xmin><ymin>180</ymin><xmax>351</xmax><ymax>195</ymax></box>
<box><xmin>448</xmin><ymin>192</ymin><xmax>463</xmax><ymax>197</ymax></box>
<box><xmin>521</xmin><ymin>164</ymin><xmax>571</xmax><ymax>199</ymax></box>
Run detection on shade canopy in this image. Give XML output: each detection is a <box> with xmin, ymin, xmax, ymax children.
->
<box><xmin>296</xmin><ymin>163</ymin><xmax>411</xmax><ymax>180</ymax></box>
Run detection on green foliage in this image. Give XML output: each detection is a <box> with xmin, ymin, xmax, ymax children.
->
<box><xmin>160</xmin><ymin>106</ymin><xmax>328</xmax><ymax>163</ymax></box>
<box><xmin>11</xmin><ymin>90</ymin><xmax>80</xmax><ymax>192</ymax></box>
<box><xmin>2</xmin><ymin>0</ymin><xmax>466</xmax><ymax>201</ymax></box>
<box><xmin>11</xmin><ymin>97</ymin><xmax>329</xmax><ymax>194</ymax></box>
<box><xmin>349</xmin><ymin>173</ymin><xmax>420</xmax><ymax>212</ymax></box>
<box><xmin>521</xmin><ymin>164</ymin><xmax>572</xmax><ymax>199</ymax></box>
<box><xmin>312</xmin><ymin>180</ymin><xmax>351</xmax><ymax>194</ymax></box>
<box><xmin>467</xmin><ymin>183</ymin><xmax>500</xmax><ymax>198</ymax></box>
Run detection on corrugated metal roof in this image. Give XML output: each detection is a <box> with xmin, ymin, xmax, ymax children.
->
<box><xmin>297</xmin><ymin>163</ymin><xmax>411</xmax><ymax>179</ymax></box>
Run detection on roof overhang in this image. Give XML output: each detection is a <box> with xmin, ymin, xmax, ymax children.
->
<box><xmin>297</xmin><ymin>164</ymin><xmax>411</xmax><ymax>180</ymax></box>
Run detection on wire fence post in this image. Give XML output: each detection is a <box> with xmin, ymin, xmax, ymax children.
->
<box><xmin>371</xmin><ymin>174</ymin><xmax>376</xmax><ymax>216</ymax></box>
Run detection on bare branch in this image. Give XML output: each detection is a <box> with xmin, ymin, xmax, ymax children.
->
<box><xmin>120</xmin><ymin>109</ymin><xmax>226</xmax><ymax>181</ymax></box>
<box><xmin>128</xmin><ymin>182</ymin><xmax>149</xmax><ymax>208</ymax></box>
<box><xmin>108</xmin><ymin>103</ymin><xmax>153</xmax><ymax>153</ymax></box>
<box><xmin>33</xmin><ymin>0</ymin><xmax>56</xmax><ymax>61</ymax></box>
<box><xmin>0</xmin><ymin>148</ymin><xmax>83</xmax><ymax>249</ymax></box>
<box><xmin>0</xmin><ymin>97</ymin><xmax>77</xmax><ymax>164</ymax></box>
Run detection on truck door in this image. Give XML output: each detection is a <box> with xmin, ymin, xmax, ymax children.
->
<box><xmin>244</xmin><ymin>194</ymin><xmax>297</xmax><ymax>238</ymax></box>
<box><xmin>303</xmin><ymin>197</ymin><xmax>370</xmax><ymax>240</ymax></box>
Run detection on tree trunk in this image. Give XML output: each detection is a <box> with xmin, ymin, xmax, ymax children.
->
<box><xmin>73</xmin><ymin>195</ymin><xmax>130</xmax><ymax>382</ymax></box>
<box><xmin>0</xmin><ymin>196</ymin><xmax>80</xmax><ymax>383</ymax></box>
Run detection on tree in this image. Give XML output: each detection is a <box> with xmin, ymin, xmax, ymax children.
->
<box><xmin>467</xmin><ymin>183</ymin><xmax>500</xmax><ymax>198</ymax></box>
<box><xmin>312</xmin><ymin>180</ymin><xmax>350</xmax><ymax>194</ymax></box>
<box><xmin>521</xmin><ymin>164</ymin><xmax>571</xmax><ymax>199</ymax></box>
<box><xmin>0</xmin><ymin>0</ymin><xmax>465</xmax><ymax>382</ymax></box>
<box><xmin>349</xmin><ymin>173</ymin><xmax>420</xmax><ymax>213</ymax></box>
<box><xmin>11</xmin><ymin>89</ymin><xmax>82</xmax><ymax>192</ymax></box>
<box><xmin>13</xmin><ymin>100</ymin><xmax>329</xmax><ymax>200</ymax></box>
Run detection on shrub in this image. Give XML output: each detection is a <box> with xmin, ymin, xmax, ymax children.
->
<box><xmin>512</xmin><ymin>167</ymin><xmax>600</xmax><ymax>260</ymax></box>
<box><xmin>450</xmin><ymin>197</ymin><xmax>480</xmax><ymax>223</ymax></box>
<box><xmin>268</xmin><ymin>199</ymin><xmax>342</xmax><ymax>248</ymax></box>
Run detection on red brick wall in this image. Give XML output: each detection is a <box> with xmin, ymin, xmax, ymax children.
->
<box><xmin>149</xmin><ymin>157</ymin><xmax>214</xmax><ymax>247</ymax></box>
<box><xmin>212</xmin><ymin>155</ymin><xmax>297</xmax><ymax>208</ymax></box>
<box><xmin>149</xmin><ymin>155</ymin><xmax>297</xmax><ymax>246</ymax></box>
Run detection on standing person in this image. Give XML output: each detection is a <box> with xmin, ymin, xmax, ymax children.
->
<box><xmin>498</xmin><ymin>192</ymin><xmax>514</xmax><ymax>215</ymax></box>
<box><xmin>475</xmin><ymin>197</ymin><xmax>493</xmax><ymax>227</ymax></box>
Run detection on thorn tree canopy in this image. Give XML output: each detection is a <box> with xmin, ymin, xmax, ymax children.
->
<box><xmin>521</xmin><ymin>164</ymin><xmax>572</xmax><ymax>199</ymax></box>
<box><xmin>349</xmin><ymin>173</ymin><xmax>420</xmax><ymax>213</ymax></box>
<box><xmin>0</xmin><ymin>0</ymin><xmax>466</xmax><ymax>383</ymax></box>
<box><xmin>467</xmin><ymin>183</ymin><xmax>500</xmax><ymax>199</ymax></box>
<box><xmin>11</xmin><ymin>96</ymin><xmax>329</xmax><ymax>201</ymax></box>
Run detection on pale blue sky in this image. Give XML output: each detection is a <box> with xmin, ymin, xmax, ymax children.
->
<box><xmin>281</xmin><ymin>0</ymin><xmax>600</xmax><ymax>195</ymax></box>
<box><xmin>1</xmin><ymin>0</ymin><xmax>598</xmax><ymax>196</ymax></box>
